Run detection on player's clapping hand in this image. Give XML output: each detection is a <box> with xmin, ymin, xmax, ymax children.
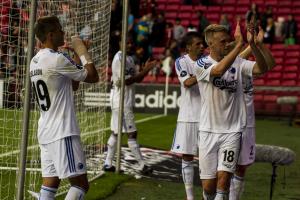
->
<box><xmin>247</xmin><ymin>20</ymin><xmax>256</xmax><ymax>45</ymax></box>
<box><xmin>234</xmin><ymin>21</ymin><xmax>243</xmax><ymax>47</ymax></box>
<box><xmin>141</xmin><ymin>58</ymin><xmax>159</xmax><ymax>72</ymax></box>
<box><xmin>254</xmin><ymin>26</ymin><xmax>264</xmax><ymax>45</ymax></box>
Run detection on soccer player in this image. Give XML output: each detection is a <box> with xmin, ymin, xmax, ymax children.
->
<box><xmin>103</xmin><ymin>38</ymin><xmax>157</xmax><ymax>174</ymax></box>
<box><xmin>30</xmin><ymin>16</ymin><xmax>98</xmax><ymax>200</ymax></box>
<box><xmin>194</xmin><ymin>22</ymin><xmax>270</xmax><ymax>200</ymax></box>
<box><xmin>170</xmin><ymin>32</ymin><xmax>205</xmax><ymax>200</ymax></box>
<box><xmin>229</xmin><ymin>26</ymin><xmax>275</xmax><ymax>200</ymax></box>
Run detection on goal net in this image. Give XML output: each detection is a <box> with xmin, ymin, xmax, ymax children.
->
<box><xmin>0</xmin><ymin>0</ymin><xmax>110</xmax><ymax>199</ymax></box>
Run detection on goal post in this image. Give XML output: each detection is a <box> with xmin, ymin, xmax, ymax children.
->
<box><xmin>0</xmin><ymin>0</ymin><xmax>111</xmax><ymax>199</ymax></box>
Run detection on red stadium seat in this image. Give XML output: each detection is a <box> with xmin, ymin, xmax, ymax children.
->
<box><xmin>265</xmin><ymin>79</ymin><xmax>281</xmax><ymax>86</ymax></box>
<box><xmin>156</xmin><ymin>0</ymin><xmax>168</xmax><ymax>4</ymax></box>
<box><xmin>292</xmin><ymin>1</ymin><xmax>300</xmax><ymax>7</ymax></box>
<box><xmin>266</xmin><ymin>0</ymin><xmax>278</xmax><ymax>7</ymax></box>
<box><xmin>238</xmin><ymin>0</ymin><xmax>250</xmax><ymax>5</ymax></box>
<box><xmin>271</xmin><ymin>44</ymin><xmax>285</xmax><ymax>50</ymax></box>
<box><xmin>194</xmin><ymin>5</ymin><xmax>206</xmax><ymax>11</ymax></box>
<box><xmin>222</xmin><ymin>6</ymin><xmax>235</xmax><ymax>13</ymax></box>
<box><xmin>278</xmin><ymin>8</ymin><xmax>292</xmax><ymax>15</ymax></box>
<box><xmin>236</xmin><ymin>7</ymin><xmax>248</xmax><ymax>15</ymax></box>
<box><xmin>286</xmin><ymin>51</ymin><xmax>300</xmax><ymax>57</ymax></box>
<box><xmin>284</xmin><ymin>65</ymin><xmax>298</xmax><ymax>72</ymax></box>
<box><xmin>165</xmin><ymin>12</ymin><xmax>177</xmax><ymax>19</ymax></box>
<box><xmin>142</xmin><ymin>75</ymin><xmax>156</xmax><ymax>83</ymax></box>
<box><xmin>166</xmin><ymin>5</ymin><xmax>180</xmax><ymax>11</ymax></box>
<box><xmin>168</xmin><ymin>0</ymin><xmax>181</xmax><ymax>4</ymax></box>
<box><xmin>285</xmin><ymin>58</ymin><xmax>299</xmax><ymax>65</ymax></box>
<box><xmin>264</xmin><ymin>94</ymin><xmax>278</xmax><ymax>102</ymax></box>
<box><xmin>279</xmin><ymin>0</ymin><xmax>292</xmax><ymax>7</ymax></box>
<box><xmin>272</xmin><ymin>65</ymin><xmax>283</xmax><ymax>72</ymax></box>
<box><xmin>272</xmin><ymin>51</ymin><xmax>284</xmax><ymax>57</ymax></box>
<box><xmin>253</xmin><ymin>78</ymin><xmax>265</xmax><ymax>86</ymax></box>
<box><xmin>172</xmin><ymin>77</ymin><xmax>180</xmax><ymax>84</ymax></box>
<box><xmin>288</xmin><ymin>45</ymin><xmax>300</xmax><ymax>50</ymax></box>
<box><xmin>178</xmin><ymin>13</ymin><xmax>192</xmax><ymax>20</ymax></box>
<box><xmin>207</xmin><ymin>6</ymin><xmax>221</xmax><ymax>12</ymax></box>
<box><xmin>282</xmin><ymin>73</ymin><xmax>297</xmax><ymax>80</ymax></box>
<box><xmin>157</xmin><ymin>4</ymin><xmax>166</xmax><ymax>11</ymax></box>
<box><xmin>157</xmin><ymin>76</ymin><xmax>169</xmax><ymax>84</ymax></box>
<box><xmin>223</xmin><ymin>0</ymin><xmax>237</xmax><ymax>5</ymax></box>
<box><xmin>282</xmin><ymin>80</ymin><xmax>297</xmax><ymax>86</ymax></box>
<box><xmin>180</xmin><ymin>5</ymin><xmax>193</xmax><ymax>12</ymax></box>
<box><xmin>275</xmin><ymin>58</ymin><xmax>283</xmax><ymax>64</ymax></box>
<box><xmin>267</xmin><ymin>72</ymin><xmax>282</xmax><ymax>79</ymax></box>
<box><xmin>181</xmin><ymin>20</ymin><xmax>190</xmax><ymax>27</ymax></box>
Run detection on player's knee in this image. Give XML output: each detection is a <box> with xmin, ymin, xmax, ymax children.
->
<box><xmin>235</xmin><ymin>165</ymin><xmax>248</xmax><ymax>177</ymax></box>
<box><xmin>182</xmin><ymin>154</ymin><xmax>194</xmax><ymax>161</ymax></box>
<box><xmin>69</xmin><ymin>174</ymin><xmax>89</xmax><ymax>192</ymax></box>
<box><xmin>127</xmin><ymin>131</ymin><xmax>137</xmax><ymax>139</ymax></box>
<box><xmin>202</xmin><ymin>179</ymin><xmax>216</xmax><ymax>194</ymax></box>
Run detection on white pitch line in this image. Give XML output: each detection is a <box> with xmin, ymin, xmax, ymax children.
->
<box><xmin>0</xmin><ymin>114</ymin><xmax>165</xmax><ymax>159</ymax></box>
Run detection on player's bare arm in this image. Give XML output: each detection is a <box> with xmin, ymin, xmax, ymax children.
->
<box><xmin>210</xmin><ymin>22</ymin><xmax>244</xmax><ymax>77</ymax></box>
<box><xmin>255</xmin><ymin>26</ymin><xmax>276</xmax><ymax>70</ymax></box>
<box><xmin>247</xmin><ymin>23</ymin><xmax>269</xmax><ymax>75</ymax></box>
<box><xmin>125</xmin><ymin>59</ymin><xmax>158</xmax><ymax>85</ymax></box>
<box><xmin>71</xmin><ymin>36</ymin><xmax>99</xmax><ymax>83</ymax></box>
<box><xmin>183</xmin><ymin>76</ymin><xmax>197</xmax><ymax>88</ymax></box>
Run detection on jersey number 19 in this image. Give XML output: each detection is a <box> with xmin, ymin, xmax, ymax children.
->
<box><xmin>32</xmin><ymin>80</ymin><xmax>51</xmax><ymax>111</ymax></box>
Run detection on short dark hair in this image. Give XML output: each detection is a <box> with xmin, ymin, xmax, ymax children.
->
<box><xmin>34</xmin><ymin>16</ymin><xmax>61</xmax><ymax>42</ymax></box>
<box><xmin>182</xmin><ymin>31</ymin><xmax>203</xmax><ymax>48</ymax></box>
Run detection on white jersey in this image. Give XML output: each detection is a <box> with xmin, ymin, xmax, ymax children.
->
<box><xmin>30</xmin><ymin>48</ymin><xmax>87</xmax><ymax>144</ymax></box>
<box><xmin>175</xmin><ymin>54</ymin><xmax>201</xmax><ymax>122</ymax></box>
<box><xmin>194</xmin><ymin>55</ymin><xmax>255</xmax><ymax>133</ymax></box>
<box><xmin>110</xmin><ymin>51</ymin><xmax>136</xmax><ymax>110</ymax></box>
<box><xmin>243</xmin><ymin>75</ymin><xmax>255</xmax><ymax>127</ymax></box>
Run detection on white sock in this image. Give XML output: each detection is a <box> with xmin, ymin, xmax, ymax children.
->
<box><xmin>65</xmin><ymin>186</ymin><xmax>86</xmax><ymax>200</ymax></box>
<box><xmin>203</xmin><ymin>190</ymin><xmax>216</xmax><ymax>200</ymax></box>
<box><xmin>39</xmin><ymin>185</ymin><xmax>57</xmax><ymax>200</ymax></box>
<box><xmin>128</xmin><ymin>139</ymin><xmax>145</xmax><ymax>169</ymax></box>
<box><xmin>229</xmin><ymin>175</ymin><xmax>245</xmax><ymax>200</ymax></box>
<box><xmin>104</xmin><ymin>133</ymin><xmax>117</xmax><ymax>166</ymax></box>
<box><xmin>215</xmin><ymin>189</ymin><xmax>229</xmax><ymax>200</ymax></box>
<box><xmin>182</xmin><ymin>160</ymin><xmax>194</xmax><ymax>200</ymax></box>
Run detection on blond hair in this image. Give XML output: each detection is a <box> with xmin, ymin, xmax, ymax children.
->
<box><xmin>204</xmin><ymin>24</ymin><xmax>228</xmax><ymax>45</ymax></box>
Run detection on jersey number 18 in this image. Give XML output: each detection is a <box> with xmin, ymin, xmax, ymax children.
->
<box><xmin>32</xmin><ymin>80</ymin><xmax>51</xmax><ymax>111</ymax></box>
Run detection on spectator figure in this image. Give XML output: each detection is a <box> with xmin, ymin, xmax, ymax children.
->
<box><xmin>197</xmin><ymin>11</ymin><xmax>210</xmax><ymax>34</ymax></box>
<box><xmin>284</xmin><ymin>14</ymin><xmax>297</xmax><ymax>45</ymax></box>
<box><xmin>261</xmin><ymin>6</ymin><xmax>273</xmax><ymax>30</ymax></box>
<box><xmin>263</xmin><ymin>17</ymin><xmax>275</xmax><ymax>44</ymax></box>
<box><xmin>135</xmin><ymin>15</ymin><xmax>150</xmax><ymax>47</ymax></box>
<box><xmin>187</xmin><ymin>23</ymin><xmax>197</xmax><ymax>32</ymax></box>
<box><xmin>165</xmin><ymin>22</ymin><xmax>174</xmax><ymax>47</ymax></box>
<box><xmin>150</xmin><ymin>13</ymin><xmax>166</xmax><ymax>47</ymax></box>
<box><xmin>220</xmin><ymin>14</ymin><xmax>231</xmax><ymax>33</ymax></box>
<box><xmin>274</xmin><ymin>17</ymin><xmax>285</xmax><ymax>39</ymax></box>
<box><xmin>246</xmin><ymin>3</ymin><xmax>260</xmax><ymax>24</ymax></box>
<box><xmin>173</xmin><ymin>18</ymin><xmax>186</xmax><ymax>42</ymax></box>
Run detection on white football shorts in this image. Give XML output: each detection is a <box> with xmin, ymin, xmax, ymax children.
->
<box><xmin>238</xmin><ymin>127</ymin><xmax>255</xmax><ymax>165</ymax></box>
<box><xmin>110</xmin><ymin>108</ymin><xmax>137</xmax><ymax>133</ymax></box>
<box><xmin>171</xmin><ymin>122</ymin><xmax>199</xmax><ymax>156</ymax></box>
<box><xmin>40</xmin><ymin>135</ymin><xmax>87</xmax><ymax>179</ymax></box>
<box><xmin>198</xmin><ymin>131</ymin><xmax>242</xmax><ymax>179</ymax></box>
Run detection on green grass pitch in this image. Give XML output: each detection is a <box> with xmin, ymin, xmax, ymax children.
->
<box><xmin>0</xmin><ymin>110</ymin><xmax>299</xmax><ymax>199</ymax></box>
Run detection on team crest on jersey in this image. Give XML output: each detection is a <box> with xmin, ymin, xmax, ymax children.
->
<box><xmin>180</xmin><ymin>71</ymin><xmax>187</xmax><ymax>77</ymax></box>
<box><xmin>78</xmin><ymin>162</ymin><xmax>84</xmax><ymax>170</ymax></box>
<box><xmin>229</xmin><ymin>67</ymin><xmax>236</xmax><ymax>74</ymax></box>
<box><xmin>213</xmin><ymin>77</ymin><xmax>238</xmax><ymax>93</ymax></box>
<box><xmin>125</xmin><ymin>67</ymin><xmax>135</xmax><ymax>76</ymax></box>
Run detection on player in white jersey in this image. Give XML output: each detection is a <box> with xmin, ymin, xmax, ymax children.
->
<box><xmin>30</xmin><ymin>16</ymin><xmax>99</xmax><ymax>200</ymax></box>
<box><xmin>229</xmin><ymin>26</ymin><xmax>275</xmax><ymax>200</ymax></box>
<box><xmin>194</xmin><ymin>23</ymin><xmax>270</xmax><ymax>200</ymax></box>
<box><xmin>103</xmin><ymin>38</ymin><xmax>157</xmax><ymax>174</ymax></box>
<box><xmin>170</xmin><ymin>32</ymin><xmax>205</xmax><ymax>200</ymax></box>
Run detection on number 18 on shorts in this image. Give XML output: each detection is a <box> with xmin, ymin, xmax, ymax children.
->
<box><xmin>198</xmin><ymin>131</ymin><xmax>241</xmax><ymax>179</ymax></box>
